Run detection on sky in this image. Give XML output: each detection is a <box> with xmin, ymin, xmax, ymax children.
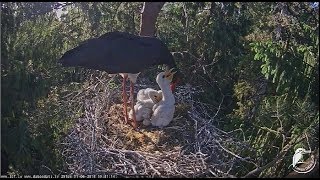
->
<box><xmin>54</xmin><ymin>2</ymin><xmax>68</xmax><ymax>21</ymax></box>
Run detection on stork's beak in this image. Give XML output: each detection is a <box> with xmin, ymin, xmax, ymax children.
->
<box><xmin>164</xmin><ymin>68</ymin><xmax>177</xmax><ymax>82</ymax></box>
<box><xmin>163</xmin><ymin>68</ymin><xmax>172</xmax><ymax>76</ymax></box>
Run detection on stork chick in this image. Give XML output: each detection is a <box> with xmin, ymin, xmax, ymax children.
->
<box><xmin>137</xmin><ymin>88</ymin><xmax>162</xmax><ymax>102</ymax></box>
<box><xmin>129</xmin><ymin>89</ymin><xmax>162</xmax><ymax>126</ymax></box>
<box><xmin>150</xmin><ymin>69</ymin><xmax>176</xmax><ymax>128</ymax></box>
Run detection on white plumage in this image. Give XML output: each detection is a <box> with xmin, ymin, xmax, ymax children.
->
<box><xmin>150</xmin><ymin>70</ymin><xmax>176</xmax><ymax>128</ymax></box>
<box><xmin>137</xmin><ymin>88</ymin><xmax>162</xmax><ymax>102</ymax></box>
<box><xmin>129</xmin><ymin>88</ymin><xmax>162</xmax><ymax>126</ymax></box>
<box><xmin>292</xmin><ymin>148</ymin><xmax>311</xmax><ymax>168</ymax></box>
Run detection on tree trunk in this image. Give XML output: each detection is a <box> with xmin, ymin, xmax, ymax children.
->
<box><xmin>139</xmin><ymin>2</ymin><xmax>165</xmax><ymax>36</ymax></box>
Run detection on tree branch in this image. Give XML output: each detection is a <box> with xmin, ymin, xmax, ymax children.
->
<box><xmin>243</xmin><ymin>133</ymin><xmax>305</xmax><ymax>178</ymax></box>
<box><xmin>139</xmin><ymin>2</ymin><xmax>165</xmax><ymax>36</ymax></box>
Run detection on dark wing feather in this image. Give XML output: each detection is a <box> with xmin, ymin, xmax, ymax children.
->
<box><xmin>58</xmin><ymin>31</ymin><xmax>177</xmax><ymax>74</ymax></box>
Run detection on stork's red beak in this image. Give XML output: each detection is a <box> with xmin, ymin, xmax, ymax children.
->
<box><xmin>170</xmin><ymin>77</ymin><xmax>181</xmax><ymax>92</ymax></box>
<box><xmin>170</xmin><ymin>82</ymin><xmax>177</xmax><ymax>92</ymax></box>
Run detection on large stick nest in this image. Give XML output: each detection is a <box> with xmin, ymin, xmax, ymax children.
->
<box><xmin>60</xmin><ymin>72</ymin><xmax>258</xmax><ymax>178</ymax></box>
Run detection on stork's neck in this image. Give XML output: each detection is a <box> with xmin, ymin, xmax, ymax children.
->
<box><xmin>159</xmin><ymin>82</ymin><xmax>175</xmax><ymax>104</ymax></box>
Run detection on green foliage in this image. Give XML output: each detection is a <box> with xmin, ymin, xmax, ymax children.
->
<box><xmin>232</xmin><ymin>81</ymin><xmax>256</xmax><ymax>120</ymax></box>
<box><xmin>248</xmin><ymin>2</ymin><xmax>319</xmax><ymax>106</ymax></box>
<box><xmin>222</xmin><ymin>2</ymin><xmax>319</xmax><ymax>177</ymax></box>
<box><xmin>2</xmin><ymin>2</ymin><xmax>79</xmax><ymax>175</ymax></box>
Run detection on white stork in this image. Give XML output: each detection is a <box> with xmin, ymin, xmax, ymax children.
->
<box><xmin>150</xmin><ymin>69</ymin><xmax>176</xmax><ymax>128</ymax></box>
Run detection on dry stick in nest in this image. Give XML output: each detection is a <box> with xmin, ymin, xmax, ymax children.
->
<box><xmin>62</xmin><ymin>82</ymin><xmax>260</xmax><ymax>177</ymax></box>
<box><xmin>182</xmin><ymin>87</ymin><xmax>252</xmax><ymax>177</ymax></box>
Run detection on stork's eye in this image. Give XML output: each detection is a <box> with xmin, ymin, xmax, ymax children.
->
<box><xmin>162</xmin><ymin>75</ymin><xmax>165</xmax><ymax>78</ymax></box>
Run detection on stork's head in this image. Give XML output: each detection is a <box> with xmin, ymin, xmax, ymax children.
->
<box><xmin>295</xmin><ymin>148</ymin><xmax>311</xmax><ymax>155</ymax></box>
<box><xmin>156</xmin><ymin>68</ymin><xmax>177</xmax><ymax>91</ymax></box>
<box><xmin>162</xmin><ymin>67</ymin><xmax>181</xmax><ymax>92</ymax></box>
<box><xmin>148</xmin><ymin>90</ymin><xmax>163</xmax><ymax>104</ymax></box>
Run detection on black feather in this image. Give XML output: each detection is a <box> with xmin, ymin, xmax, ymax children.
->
<box><xmin>58</xmin><ymin>31</ymin><xmax>178</xmax><ymax>74</ymax></box>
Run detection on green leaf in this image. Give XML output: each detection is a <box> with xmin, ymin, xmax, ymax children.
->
<box><xmin>254</xmin><ymin>53</ymin><xmax>261</xmax><ymax>60</ymax></box>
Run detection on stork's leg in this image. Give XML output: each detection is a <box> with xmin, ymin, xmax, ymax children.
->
<box><xmin>129</xmin><ymin>81</ymin><xmax>137</xmax><ymax>129</ymax></box>
<box><xmin>122</xmin><ymin>75</ymin><xmax>129</xmax><ymax>123</ymax></box>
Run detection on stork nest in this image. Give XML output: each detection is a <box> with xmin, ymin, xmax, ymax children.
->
<box><xmin>60</xmin><ymin>74</ymin><xmax>258</xmax><ymax>178</ymax></box>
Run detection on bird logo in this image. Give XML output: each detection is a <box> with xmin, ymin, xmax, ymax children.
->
<box><xmin>290</xmin><ymin>148</ymin><xmax>316</xmax><ymax>174</ymax></box>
